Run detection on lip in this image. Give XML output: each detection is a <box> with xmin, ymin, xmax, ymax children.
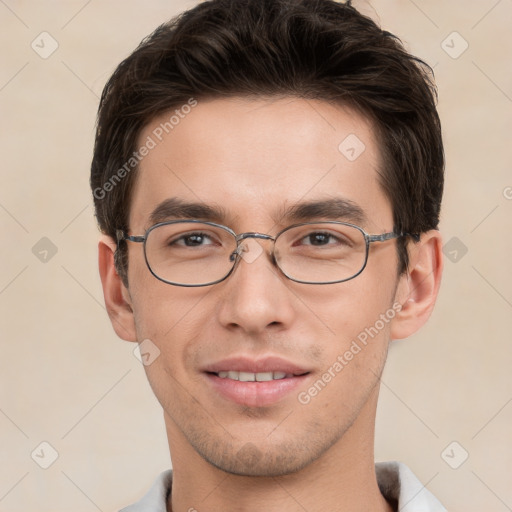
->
<box><xmin>203</xmin><ymin>356</ymin><xmax>311</xmax><ymax>407</ymax></box>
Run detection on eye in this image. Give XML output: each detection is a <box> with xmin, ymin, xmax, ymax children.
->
<box><xmin>302</xmin><ymin>232</ymin><xmax>333</xmax><ymax>246</ymax></box>
<box><xmin>171</xmin><ymin>232</ymin><xmax>217</xmax><ymax>247</ymax></box>
<box><xmin>299</xmin><ymin>231</ymin><xmax>350</xmax><ymax>247</ymax></box>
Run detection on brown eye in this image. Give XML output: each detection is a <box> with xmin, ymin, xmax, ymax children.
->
<box><xmin>173</xmin><ymin>233</ymin><xmax>214</xmax><ymax>247</ymax></box>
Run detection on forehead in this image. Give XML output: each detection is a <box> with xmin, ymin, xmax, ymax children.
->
<box><xmin>129</xmin><ymin>97</ymin><xmax>392</xmax><ymax>232</ymax></box>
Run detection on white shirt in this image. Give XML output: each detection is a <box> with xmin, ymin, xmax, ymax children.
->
<box><xmin>120</xmin><ymin>461</ymin><xmax>447</xmax><ymax>512</ymax></box>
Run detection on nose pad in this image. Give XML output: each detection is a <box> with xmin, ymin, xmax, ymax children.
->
<box><xmin>238</xmin><ymin>238</ymin><xmax>264</xmax><ymax>264</ymax></box>
<box><xmin>229</xmin><ymin>238</ymin><xmax>268</xmax><ymax>265</ymax></box>
<box><xmin>229</xmin><ymin>247</ymin><xmax>240</xmax><ymax>263</ymax></box>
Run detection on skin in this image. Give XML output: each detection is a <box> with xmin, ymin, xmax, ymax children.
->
<box><xmin>99</xmin><ymin>97</ymin><xmax>443</xmax><ymax>512</ymax></box>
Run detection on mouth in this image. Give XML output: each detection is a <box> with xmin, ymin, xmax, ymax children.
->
<box><xmin>203</xmin><ymin>356</ymin><xmax>311</xmax><ymax>407</ymax></box>
<box><xmin>213</xmin><ymin>370</ymin><xmax>306</xmax><ymax>381</ymax></box>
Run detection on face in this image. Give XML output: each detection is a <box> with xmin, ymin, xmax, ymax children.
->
<box><xmin>123</xmin><ymin>97</ymin><xmax>404</xmax><ymax>476</ymax></box>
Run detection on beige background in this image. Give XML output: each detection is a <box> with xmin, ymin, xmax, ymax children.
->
<box><xmin>1</xmin><ymin>0</ymin><xmax>511</xmax><ymax>510</ymax></box>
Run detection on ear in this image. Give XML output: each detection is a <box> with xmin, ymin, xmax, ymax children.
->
<box><xmin>98</xmin><ymin>235</ymin><xmax>137</xmax><ymax>342</ymax></box>
<box><xmin>390</xmin><ymin>230</ymin><xmax>443</xmax><ymax>340</ymax></box>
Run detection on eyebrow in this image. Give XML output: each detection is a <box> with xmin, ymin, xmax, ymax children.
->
<box><xmin>148</xmin><ymin>197</ymin><xmax>367</xmax><ymax>228</ymax></box>
<box><xmin>149</xmin><ymin>197</ymin><xmax>227</xmax><ymax>226</ymax></box>
<box><xmin>279</xmin><ymin>198</ymin><xmax>367</xmax><ymax>225</ymax></box>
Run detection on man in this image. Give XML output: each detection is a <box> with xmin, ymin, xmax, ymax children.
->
<box><xmin>91</xmin><ymin>0</ymin><xmax>445</xmax><ymax>510</ymax></box>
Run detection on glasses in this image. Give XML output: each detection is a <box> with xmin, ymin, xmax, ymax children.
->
<box><xmin>116</xmin><ymin>220</ymin><xmax>418</xmax><ymax>287</ymax></box>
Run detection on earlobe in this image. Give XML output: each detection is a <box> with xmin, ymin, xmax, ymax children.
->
<box><xmin>98</xmin><ymin>236</ymin><xmax>138</xmax><ymax>342</ymax></box>
<box><xmin>390</xmin><ymin>230</ymin><xmax>443</xmax><ymax>340</ymax></box>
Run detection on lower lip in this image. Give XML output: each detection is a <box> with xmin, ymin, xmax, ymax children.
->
<box><xmin>205</xmin><ymin>373</ymin><xmax>309</xmax><ymax>407</ymax></box>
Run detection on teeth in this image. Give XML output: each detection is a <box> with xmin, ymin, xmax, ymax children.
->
<box><xmin>256</xmin><ymin>372</ymin><xmax>273</xmax><ymax>382</ymax></box>
<box><xmin>239</xmin><ymin>371</ymin><xmax>255</xmax><ymax>382</ymax></box>
<box><xmin>216</xmin><ymin>371</ymin><xmax>290</xmax><ymax>381</ymax></box>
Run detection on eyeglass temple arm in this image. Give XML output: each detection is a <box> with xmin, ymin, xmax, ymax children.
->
<box><xmin>116</xmin><ymin>230</ymin><xmax>145</xmax><ymax>243</ymax></box>
<box><xmin>367</xmin><ymin>232</ymin><xmax>420</xmax><ymax>243</ymax></box>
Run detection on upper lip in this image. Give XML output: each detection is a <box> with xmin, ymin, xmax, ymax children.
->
<box><xmin>203</xmin><ymin>356</ymin><xmax>310</xmax><ymax>376</ymax></box>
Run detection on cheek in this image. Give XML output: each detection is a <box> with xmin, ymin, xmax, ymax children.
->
<box><xmin>305</xmin><ymin>274</ymin><xmax>395</xmax><ymax>345</ymax></box>
<box><xmin>127</xmin><ymin>245</ymin><xmax>200</xmax><ymax>336</ymax></box>
<box><xmin>133</xmin><ymin>293</ymin><xmax>204</xmax><ymax>344</ymax></box>
<box><xmin>295</xmin><ymin>281</ymin><xmax>394</xmax><ymax>417</ymax></box>
<box><xmin>296</xmin><ymin>268</ymin><xmax>397</xmax><ymax>393</ymax></box>
<box><xmin>131</xmin><ymin>287</ymin><xmax>212</xmax><ymax>407</ymax></box>
<box><xmin>130</xmin><ymin>274</ymin><xmax>215</xmax><ymax>371</ymax></box>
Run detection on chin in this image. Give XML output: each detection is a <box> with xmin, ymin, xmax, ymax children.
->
<box><xmin>191</xmin><ymin>434</ymin><xmax>336</xmax><ymax>478</ymax></box>
<box><xmin>209</xmin><ymin>451</ymin><xmax>310</xmax><ymax>477</ymax></box>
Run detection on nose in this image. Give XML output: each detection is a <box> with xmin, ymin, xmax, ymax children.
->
<box><xmin>217</xmin><ymin>237</ymin><xmax>296</xmax><ymax>335</ymax></box>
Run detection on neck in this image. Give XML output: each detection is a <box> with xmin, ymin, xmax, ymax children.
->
<box><xmin>166</xmin><ymin>388</ymin><xmax>393</xmax><ymax>512</ymax></box>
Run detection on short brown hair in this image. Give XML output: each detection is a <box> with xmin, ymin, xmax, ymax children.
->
<box><xmin>90</xmin><ymin>0</ymin><xmax>444</xmax><ymax>284</ymax></box>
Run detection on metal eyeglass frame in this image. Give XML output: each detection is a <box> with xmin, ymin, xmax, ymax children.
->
<box><xmin>116</xmin><ymin>220</ymin><xmax>420</xmax><ymax>287</ymax></box>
